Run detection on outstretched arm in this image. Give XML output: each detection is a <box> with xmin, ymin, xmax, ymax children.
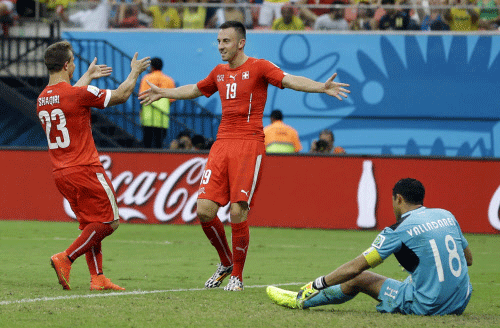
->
<box><xmin>74</xmin><ymin>57</ymin><xmax>113</xmax><ymax>87</ymax></box>
<box><xmin>108</xmin><ymin>53</ymin><xmax>151</xmax><ymax>107</ymax></box>
<box><xmin>282</xmin><ymin>73</ymin><xmax>350</xmax><ymax>101</ymax></box>
<box><xmin>138</xmin><ymin>81</ymin><xmax>203</xmax><ymax>105</ymax></box>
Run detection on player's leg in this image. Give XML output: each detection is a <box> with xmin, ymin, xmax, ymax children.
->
<box><xmin>301</xmin><ymin>272</ymin><xmax>387</xmax><ymax>309</ymax></box>
<box><xmin>198</xmin><ymin>198</ymin><xmax>234</xmax><ymax>288</ymax></box>
<box><xmin>53</xmin><ymin>167</ymin><xmax>123</xmax><ymax>289</ymax></box>
<box><xmin>50</xmin><ymin>170</ymin><xmax>78</xmax><ymax>289</ymax></box>
<box><xmin>85</xmin><ymin>223</ymin><xmax>124</xmax><ymax>290</ymax></box>
<box><xmin>66</xmin><ymin>167</ymin><xmax>119</xmax><ymax>262</ymax></box>
<box><xmin>224</xmin><ymin>140</ymin><xmax>265</xmax><ymax>291</ymax></box>
<box><xmin>223</xmin><ymin>201</ymin><xmax>249</xmax><ymax>291</ymax></box>
<box><xmin>198</xmin><ymin>199</ymin><xmax>232</xmax><ymax>266</ymax></box>
<box><xmin>198</xmin><ymin>143</ymin><xmax>234</xmax><ymax>288</ymax></box>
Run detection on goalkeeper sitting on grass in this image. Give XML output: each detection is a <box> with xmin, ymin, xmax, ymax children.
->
<box><xmin>267</xmin><ymin>178</ymin><xmax>473</xmax><ymax>315</ymax></box>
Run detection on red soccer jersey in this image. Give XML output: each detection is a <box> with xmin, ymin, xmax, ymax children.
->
<box><xmin>197</xmin><ymin>57</ymin><xmax>286</xmax><ymax>142</ymax></box>
<box><xmin>37</xmin><ymin>82</ymin><xmax>111</xmax><ymax>171</ymax></box>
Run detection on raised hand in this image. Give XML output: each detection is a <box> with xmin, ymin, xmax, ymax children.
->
<box><xmin>86</xmin><ymin>57</ymin><xmax>113</xmax><ymax>80</ymax></box>
<box><xmin>131</xmin><ymin>52</ymin><xmax>151</xmax><ymax>75</ymax></box>
<box><xmin>138</xmin><ymin>80</ymin><xmax>162</xmax><ymax>106</ymax></box>
<box><xmin>324</xmin><ymin>73</ymin><xmax>350</xmax><ymax>101</ymax></box>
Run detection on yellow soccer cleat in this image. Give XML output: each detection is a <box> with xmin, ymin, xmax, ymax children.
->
<box><xmin>266</xmin><ymin>286</ymin><xmax>299</xmax><ymax>309</ymax></box>
<box><xmin>296</xmin><ymin>282</ymin><xmax>319</xmax><ymax>309</ymax></box>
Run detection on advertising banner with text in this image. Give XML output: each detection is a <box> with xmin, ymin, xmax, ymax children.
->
<box><xmin>1</xmin><ymin>149</ymin><xmax>499</xmax><ymax>234</ymax></box>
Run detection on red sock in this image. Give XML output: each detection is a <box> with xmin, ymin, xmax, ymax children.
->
<box><xmin>85</xmin><ymin>242</ymin><xmax>103</xmax><ymax>276</ymax></box>
<box><xmin>231</xmin><ymin>221</ymin><xmax>249</xmax><ymax>281</ymax></box>
<box><xmin>201</xmin><ymin>217</ymin><xmax>232</xmax><ymax>267</ymax></box>
<box><xmin>66</xmin><ymin>222</ymin><xmax>114</xmax><ymax>261</ymax></box>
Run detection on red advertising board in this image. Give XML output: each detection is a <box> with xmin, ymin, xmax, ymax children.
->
<box><xmin>1</xmin><ymin>149</ymin><xmax>499</xmax><ymax>234</ymax></box>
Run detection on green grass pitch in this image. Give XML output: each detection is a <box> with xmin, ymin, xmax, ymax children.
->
<box><xmin>0</xmin><ymin>220</ymin><xmax>498</xmax><ymax>327</ymax></box>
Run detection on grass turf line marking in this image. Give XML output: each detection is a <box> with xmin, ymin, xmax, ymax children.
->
<box><xmin>0</xmin><ymin>282</ymin><xmax>305</xmax><ymax>306</ymax></box>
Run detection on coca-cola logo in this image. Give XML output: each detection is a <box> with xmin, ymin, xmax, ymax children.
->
<box><xmin>64</xmin><ymin>155</ymin><xmax>231</xmax><ymax>223</ymax></box>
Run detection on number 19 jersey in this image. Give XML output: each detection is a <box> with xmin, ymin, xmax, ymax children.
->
<box><xmin>197</xmin><ymin>57</ymin><xmax>286</xmax><ymax>142</ymax></box>
<box><xmin>37</xmin><ymin>82</ymin><xmax>111</xmax><ymax>171</ymax></box>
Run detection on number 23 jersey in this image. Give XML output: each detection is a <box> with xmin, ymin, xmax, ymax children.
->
<box><xmin>37</xmin><ymin>82</ymin><xmax>111</xmax><ymax>171</ymax></box>
<box><xmin>197</xmin><ymin>57</ymin><xmax>286</xmax><ymax>142</ymax></box>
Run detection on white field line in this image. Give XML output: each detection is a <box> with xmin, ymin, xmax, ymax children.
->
<box><xmin>0</xmin><ymin>282</ymin><xmax>305</xmax><ymax>306</ymax></box>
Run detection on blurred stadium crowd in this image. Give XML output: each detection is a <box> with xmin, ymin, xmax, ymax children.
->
<box><xmin>6</xmin><ymin>0</ymin><xmax>500</xmax><ymax>33</ymax></box>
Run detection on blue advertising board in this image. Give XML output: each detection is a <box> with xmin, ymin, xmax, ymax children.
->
<box><xmin>63</xmin><ymin>30</ymin><xmax>500</xmax><ymax>157</ymax></box>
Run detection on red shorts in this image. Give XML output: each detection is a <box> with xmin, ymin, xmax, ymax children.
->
<box><xmin>198</xmin><ymin>139</ymin><xmax>265</xmax><ymax>208</ymax></box>
<box><xmin>53</xmin><ymin>165</ymin><xmax>119</xmax><ymax>229</ymax></box>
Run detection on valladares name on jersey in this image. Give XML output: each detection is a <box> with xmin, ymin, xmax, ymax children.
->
<box><xmin>406</xmin><ymin>216</ymin><xmax>456</xmax><ymax>237</ymax></box>
<box><xmin>38</xmin><ymin>95</ymin><xmax>60</xmax><ymax>107</ymax></box>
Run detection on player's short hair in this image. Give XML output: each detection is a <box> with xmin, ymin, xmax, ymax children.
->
<box><xmin>270</xmin><ymin>110</ymin><xmax>283</xmax><ymax>121</ymax></box>
<box><xmin>220</xmin><ymin>21</ymin><xmax>246</xmax><ymax>40</ymax></box>
<box><xmin>392</xmin><ymin>178</ymin><xmax>425</xmax><ymax>205</ymax></box>
<box><xmin>151</xmin><ymin>57</ymin><xmax>163</xmax><ymax>71</ymax></box>
<box><xmin>44</xmin><ymin>41</ymin><xmax>73</xmax><ymax>73</ymax></box>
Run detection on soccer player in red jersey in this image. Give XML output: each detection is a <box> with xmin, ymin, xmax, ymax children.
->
<box><xmin>139</xmin><ymin>21</ymin><xmax>350</xmax><ymax>291</ymax></box>
<box><xmin>38</xmin><ymin>41</ymin><xmax>150</xmax><ymax>291</ymax></box>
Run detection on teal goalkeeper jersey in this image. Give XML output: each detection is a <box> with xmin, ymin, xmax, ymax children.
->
<box><xmin>372</xmin><ymin>206</ymin><xmax>471</xmax><ymax>310</ymax></box>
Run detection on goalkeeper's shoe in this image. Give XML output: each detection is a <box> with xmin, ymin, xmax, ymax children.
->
<box><xmin>266</xmin><ymin>286</ymin><xmax>299</xmax><ymax>309</ymax></box>
<box><xmin>223</xmin><ymin>276</ymin><xmax>244</xmax><ymax>291</ymax></box>
<box><xmin>296</xmin><ymin>282</ymin><xmax>320</xmax><ymax>309</ymax></box>
<box><xmin>50</xmin><ymin>251</ymin><xmax>72</xmax><ymax>290</ymax></box>
<box><xmin>205</xmin><ymin>263</ymin><xmax>233</xmax><ymax>288</ymax></box>
<box><xmin>90</xmin><ymin>275</ymin><xmax>125</xmax><ymax>291</ymax></box>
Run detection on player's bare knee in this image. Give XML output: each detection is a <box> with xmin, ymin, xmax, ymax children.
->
<box><xmin>197</xmin><ymin>210</ymin><xmax>215</xmax><ymax>223</ymax></box>
<box><xmin>197</xmin><ymin>206</ymin><xmax>216</xmax><ymax>223</ymax></box>
<box><xmin>229</xmin><ymin>202</ymin><xmax>248</xmax><ymax>220</ymax></box>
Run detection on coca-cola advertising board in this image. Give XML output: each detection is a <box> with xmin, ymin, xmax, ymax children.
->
<box><xmin>1</xmin><ymin>149</ymin><xmax>499</xmax><ymax>234</ymax></box>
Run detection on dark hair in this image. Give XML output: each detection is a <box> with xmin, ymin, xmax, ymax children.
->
<box><xmin>392</xmin><ymin>178</ymin><xmax>425</xmax><ymax>205</ymax></box>
<box><xmin>320</xmin><ymin>129</ymin><xmax>334</xmax><ymax>142</ymax></box>
<box><xmin>220</xmin><ymin>21</ymin><xmax>246</xmax><ymax>40</ymax></box>
<box><xmin>270</xmin><ymin>110</ymin><xmax>283</xmax><ymax>121</ymax></box>
<box><xmin>151</xmin><ymin>57</ymin><xmax>163</xmax><ymax>71</ymax></box>
<box><xmin>44</xmin><ymin>41</ymin><xmax>73</xmax><ymax>73</ymax></box>
<box><xmin>192</xmin><ymin>134</ymin><xmax>206</xmax><ymax>149</ymax></box>
<box><xmin>177</xmin><ymin>130</ymin><xmax>191</xmax><ymax>139</ymax></box>
<box><xmin>331</xmin><ymin>0</ymin><xmax>345</xmax><ymax>17</ymax></box>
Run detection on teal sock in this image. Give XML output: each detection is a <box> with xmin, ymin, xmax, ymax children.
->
<box><xmin>303</xmin><ymin>285</ymin><xmax>355</xmax><ymax>309</ymax></box>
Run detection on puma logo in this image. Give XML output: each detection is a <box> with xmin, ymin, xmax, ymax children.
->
<box><xmin>240</xmin><ymin>189</ymin><xmax>249</xmax><ymax>197</ymax></box>
<box><xmin>229</xmin><ymin>74</ymin><xmax>238</xmax><ymax>80</ymax></box>
<box><xmin>236</xmin><ymin>246</ymin><xmax>248</xmax><ymax>254</ymax></box>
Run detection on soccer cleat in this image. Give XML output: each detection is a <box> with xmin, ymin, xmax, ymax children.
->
<box><xmin>50</xmin><ymin>252</ymin><xmax>72</xmax><ymax>290</ymax></box>
<box><xmin>223</xmin><ymin>276</ymin><xmax>244</xmax><ymax>291</ymax></box>
<box><xmin>205</xmin><ymin>263</ymin><xmax>233</xmax><ymax>288</ymax></box>
<box><xmin>266</xmin><ymin>286</ymin><xmax>299</xmax><ymax>309</ymax></box>
<box><xmin>90</xmin><ymin>275</ymin><xmax>125</xmax><ymax>291</ymax></box>
<box><xmin>296</xmin><ymin>282</ymin><xmax>319</xmax><ymax>309</ymax></box>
